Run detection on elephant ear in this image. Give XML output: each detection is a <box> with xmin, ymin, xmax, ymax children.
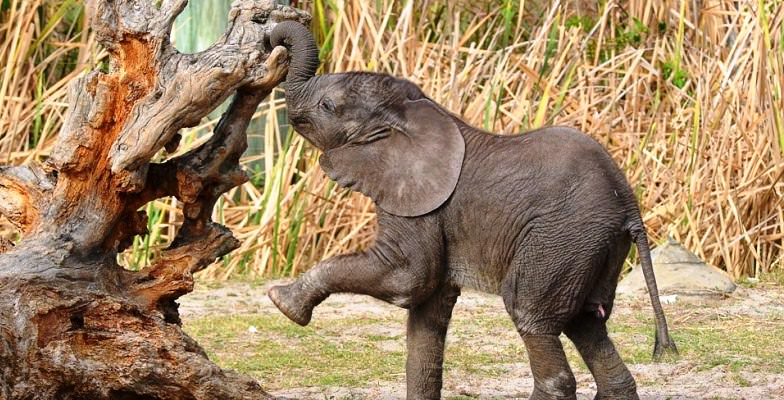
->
<box><xmin>319</xmin><ymin>99</ymin><xmax>465</xmax><ymax>217</ymax></box>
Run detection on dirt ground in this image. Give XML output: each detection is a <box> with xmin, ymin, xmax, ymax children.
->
<box><xmin>180</xmin><ymin>281</ymin><xmax>784</xmax><ymax>399</ymax></box>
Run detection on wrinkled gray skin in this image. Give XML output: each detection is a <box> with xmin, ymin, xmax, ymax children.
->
<box><xmin>267</xmin><ymin>21</ymin><xmax>678</xmax><ymax>400</ymax></box>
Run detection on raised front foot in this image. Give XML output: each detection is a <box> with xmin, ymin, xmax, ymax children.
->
<box><xmin>268</xmin><ymin>283</ymin><xmax>314</xmax><ymax>326</ymax></box>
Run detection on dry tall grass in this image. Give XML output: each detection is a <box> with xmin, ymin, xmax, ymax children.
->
<box><xmin>0</xmin><ymin>0</ymin><xmax>100</xmax><ymax>161</ymax></box>
<box><xmin>1</xmin><ymin>0</ymin><xmax>782</xmax><ymax>279</ymax></box>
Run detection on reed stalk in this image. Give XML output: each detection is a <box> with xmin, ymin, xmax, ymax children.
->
<box><xmin>1</xmin><ymin>0</ymin><xmax>781</xmax><ymax>279</ymax></box>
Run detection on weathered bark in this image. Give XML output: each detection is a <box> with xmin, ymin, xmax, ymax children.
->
<box><xmin>0</xmin><ymin>1</ymin><xmax>308</xmax><ymax>398</ymax></box>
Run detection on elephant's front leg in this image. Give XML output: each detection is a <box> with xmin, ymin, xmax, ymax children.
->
<box><xmin>269</xmin><ymin>250</ymin><xmax>436</xmax><ymax>326</ymax></box>
<box><xmin>406</xmin><ymin>283</ymin><xmax>460</xmax><ymax>400</ymax></box>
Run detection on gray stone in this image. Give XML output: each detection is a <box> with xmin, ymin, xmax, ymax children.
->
<box><xmin>617</xmin><ymin>238</ymin><xmax>736</xmax><ymax>296</ymax></box>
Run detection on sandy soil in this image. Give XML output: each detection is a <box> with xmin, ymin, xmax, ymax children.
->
<box><xmin>180</xmin><ymin>281</ymin><xmax>784</xmax><ymax>399</ymax></box>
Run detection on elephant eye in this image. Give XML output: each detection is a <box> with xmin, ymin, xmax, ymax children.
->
<box><xmin>320</xmin><ymin>98</ymin><xmax>336</xmax><ymax>113</ymax></box>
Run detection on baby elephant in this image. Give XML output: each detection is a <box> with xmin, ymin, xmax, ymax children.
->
<box><xmin>267</xmin><ymin>21</ymin><xmax>677</xmax><ymax>400</ymax></box>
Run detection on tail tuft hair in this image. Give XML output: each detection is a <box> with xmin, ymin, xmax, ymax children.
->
<box><xmin>653</xmin><ymin>330</ymin><xmax>679</xmax><ymax>361</ymax></box>
<box><xmin>627</xmin><ymin>218</ymin><xmax>679</xmax><ymax>362</ymax></box>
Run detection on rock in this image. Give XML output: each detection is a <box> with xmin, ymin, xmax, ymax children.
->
<box><xmin>617</xmin><ymin>238</ymin><xmax>736</xmax><ymax>296</ymax></box>
<box><xmin>659</xmin><ymin>294</ymin><xmax>679</xmax><ymax>304</ymax></box>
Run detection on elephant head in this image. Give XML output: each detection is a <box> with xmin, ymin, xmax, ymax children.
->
<box><xmin>270</xmin><ymin>21</ymin><xmax>465</xmax><ymax>217</ymax></box>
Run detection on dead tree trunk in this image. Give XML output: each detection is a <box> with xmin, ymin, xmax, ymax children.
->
<box><xmin>0</xmin><ymin>1</ymin><xmax>307</xmax><ymax>398</ymax></box>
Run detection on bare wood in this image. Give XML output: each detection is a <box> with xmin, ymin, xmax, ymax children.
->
<box><xmin>0</xmin><ymin>164</ymin><xmax>54</xmax><ymax>233</ymax></box>
<box><xmin>0</xmin><ymin>0</ymin><xmax>308</xmax><ymax>398</ymax></box>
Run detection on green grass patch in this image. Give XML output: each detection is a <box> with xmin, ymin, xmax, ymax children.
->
<box><xmin>607</xmin><ymin>308</ymin><xmax>784</xmax><ymax>373</ymax></box>
<box><xmin>184</xmin><ymin>314</ymin><xmax>406</xmax><ymax>389</ymax></box>
<box><xmin>185</xmin><ymin>296</ymin><xmax>784</xmax><ymax>390</ymax></box>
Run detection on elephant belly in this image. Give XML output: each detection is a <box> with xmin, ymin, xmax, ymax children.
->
<box><xmin>446</xmin><ymin>259</ymin><xmax>504</xmax><ymax>294</ymax></box>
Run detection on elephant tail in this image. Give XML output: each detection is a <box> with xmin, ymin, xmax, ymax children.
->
<box><xmin>627</xmin><ymin>219</ymin><xmax>679</xmax><ymax>361</ymax></box>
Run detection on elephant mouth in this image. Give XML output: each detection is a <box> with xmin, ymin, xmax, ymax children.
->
<box><xmin>289</xmin><ymin>113</ymin><xmax>310</xmax><ymax>127</ymax></box>
<box><xmin>289</xmin><ymin>116</ymin><xmax>314</xmax><ymax>137</ymax></box>
<box><xmin>288</xmin><ymin>119</ymin><xmax>328</xmax><ymax>150</ymax></box>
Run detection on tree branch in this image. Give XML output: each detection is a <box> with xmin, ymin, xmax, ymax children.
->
<box><xmin>107</xmin><ymin>2</ymin><xmax>307</xmax><ymax>182</ymax></box>
<box><xmin>35</xmin><ymin>1</ymin><xmax>308</xmax><ymax>254</ymax></box>
<box><xmin>127</xmin><ymin>45</ymin><xmax>288</xmax><ymax>316</ymax></box>
<box><xmin>0</xmin><ymin>1</ymin><xmax>310</xmax><ymax>396</ymax></box>
<box><xmin>0</xmin><ymin>164</ymin><xmax>55</xmax><ymax>234</ymax></box>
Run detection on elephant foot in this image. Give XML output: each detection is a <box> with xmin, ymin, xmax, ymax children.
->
<box><xmin>529</xmin><ymin>387</ymin><xmax>577</xmax><ymax>400</ymax></box>
<box><xmin>268</xmin><ymin>284</ymin><xmax>313</xmax><ymax>326</ymax></box>
<box><xmin>594</xmin><ymin>390</ymin><xmax>639</xmax><ymax>400</ymax></box>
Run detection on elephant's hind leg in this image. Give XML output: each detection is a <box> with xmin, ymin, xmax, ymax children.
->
<box><xmin>406</xmin><ymin>283</ymin><xmax>460</xmax><ymax>400</ymax></box>
<box><xmin>501</xmin><ymin>250</ymin><xmax>580</xmax><ymax>398</ymax></box>
<box><xmin>564</xmin><ymin>313</ymin><xmax>638</xmax><ymax>400</ymax></box>
<box><xmin>520</xmin><ymin>334</ymin><xmax>578</xmax><ymax>400</ymax></box>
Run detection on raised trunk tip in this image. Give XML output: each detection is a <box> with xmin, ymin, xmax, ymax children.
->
<box><xmin>270</xmin><ymin>20</ymin><xmax>320</xmax><ymax>87</ymax></box>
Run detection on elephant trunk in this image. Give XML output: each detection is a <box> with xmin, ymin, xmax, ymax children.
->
<box><xmin>270</xmin><ymin>20</ymin><xmax>319</xmax><ymax>104</ymax></box>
